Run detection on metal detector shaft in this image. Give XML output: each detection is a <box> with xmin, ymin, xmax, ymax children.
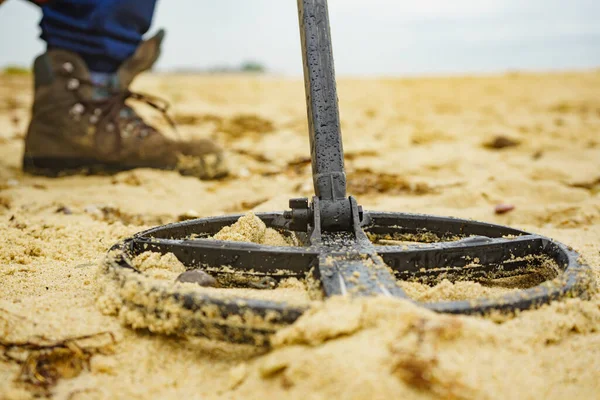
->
<box><xmin>298</xmin><ymin>0</ymin><xmax>347</xmax><ymax>202</ymax></box>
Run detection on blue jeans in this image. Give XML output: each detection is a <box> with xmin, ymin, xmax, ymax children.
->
<box><xmin>32</xmin><ymin>0</ymin><xmax>157</xmax><ymax>72</ymax></box>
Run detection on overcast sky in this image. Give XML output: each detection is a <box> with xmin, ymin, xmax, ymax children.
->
<box><xmin>1</xmin><ymin>0</ymin><xmax>599</xmax><ymax>75</ymax></box>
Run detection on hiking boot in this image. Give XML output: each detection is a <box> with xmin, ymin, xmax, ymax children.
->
<box><xmin>23</xmin><ymin>30</ymin><xmax>228</xmax><ymax>179</ymax></box>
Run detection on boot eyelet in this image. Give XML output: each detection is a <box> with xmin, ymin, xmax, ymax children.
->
<box><xmin>69</xmin><ymin>103</ymin><xmax>85</xmax><ymax>119</ymax></box>
<box><xmin>106</xmin><ymin>123</ymin><xmax>115</xmax><ymax>132</ymax></box>
<box><xmin>62</xmin><ymin>62</ymin><xmax>74</xmax><ymax>73</ymax></box>
<box><xmin>139</xmin><ymin>130</ymin><xmax>149</xmax><ymax>139</ymax></box>
<box><xmin>94</xmin><ymin>108</ymin><xmax>102</xmax><ymax>116</ymax></box>
<box><xmin>67</xmin><ymin>78</ymin><xmax>80</xmax><ymax>90</ymax></box>
<box><xmin>90</xmin><ymin>115</ymin><xmax>99</xmax><ymax>124</ymax></box>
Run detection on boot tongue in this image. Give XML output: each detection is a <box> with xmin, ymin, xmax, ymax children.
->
<box><xmin>89</xmin><ymin>72</ymin><xmax>136</xmax><ymax>119</ymax></box>
<box><xmin>89</xmin><ymin>72</ymin><xmax>119</xmax><ymax>99</ymax></box>
<box><xmin>117</xmin><ymin>29</ymin><xmax>165</xmax><ymax>90</ymax></box>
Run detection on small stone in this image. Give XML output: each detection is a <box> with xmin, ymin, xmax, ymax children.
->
<box><xmin>238</xmin><ymin>168</ymin><xmax>251</xmax><ymax>178</ymax></box>
<box><xmin>249</xmin><ymin>276</ymin><xmax>278</xmax><ymax>290</ymax></box>
<box><xmin>484</xmin><ymin>136</ymin><xmax>520</xmax><ymax>150</ymax></box>
<box><xmin>176</xmin><ymin>270</ymin><xmax>218</xmax><ymax>287</ymax></box>
<box><xmin>178</xmin><ymin>209</ymin><xmax>200</xmax><ymax>222</ymax></box>
<box><xmin>495</xmin><ymin>204</ymin><xmax>515</xmax><ymax>215</ymax></box>
<box><xmin>6</xmin><ymin>179</ymin><xmax>19</xmax><ymax>187</ymax></box>
<box><xmin>56</xmin><ymin>205</ymin><xmax>73</xmax><ymax>215</ymax></box>
<box><xmin>84</xmin><ymin>204</ymin><xmax>103</xmax><ymax>219</ymax></box>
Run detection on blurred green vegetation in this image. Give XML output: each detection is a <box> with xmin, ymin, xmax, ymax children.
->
<box><xmin>240</xmin><ymin>61</ymin><xmax>266</xmax><ymax>73</ymax></box>
<box><xmin>174</xmin><ymin>61</ymin><xmax>268</xmax><ymax>74</ymax></box>
<box><xmin>2</xmin><ymin>65</ymin><xmax>30</xmax><ymax>75</ymax></box>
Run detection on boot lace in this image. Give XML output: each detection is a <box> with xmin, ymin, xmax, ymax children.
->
<box><xmin>59</xmin><ymin>62</ymin><xmax>178</xmax><ymax>150</ymax></box>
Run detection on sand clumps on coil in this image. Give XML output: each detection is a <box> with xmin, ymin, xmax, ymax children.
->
<box><xmin>132</xmin><ymin>252</ymin><xmax>186</xmax><ymax>280</ymax></box>
<box><xmin>399</xmin><ymin>279</ymin><xmax>517</xmax><ymax>302</ymax></box>
<box><xmin>397</xmin><ymin>255</ymin><xmax>562</xmax><ymax>303</ymax></box>
<box><xmin>132</xmin><ymin>252</ymin><xmax>186</xmax><ymax>273</ymax></box>
<box><xmin>94</xmin><ymin>213</ymin><xmax>310</xmax><ymax>342</ymax></box>
<box><xmin>213</xmin><ymin>212</ymin><xmax>297</xmax><ymax>247</ymax></box>
<box><xmin>95</xmin><ymin>251</ymin><xmax>189</xmax><ymax>320</ymax></box>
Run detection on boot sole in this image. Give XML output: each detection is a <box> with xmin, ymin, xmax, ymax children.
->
<box><xmin>22</xmin><ymin>156</ymin><xmax>228</xmax><ymax>179</ymax></box>
<box><xmin>22</xmin><ymin>156</ymin><xmax>171</xmax><ymax>177</ymax></box>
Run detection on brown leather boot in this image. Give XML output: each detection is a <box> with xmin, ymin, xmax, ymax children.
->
<box><xmin>23</xmin><ymin>30</ymin><xmax>228</xmax><ymax>179</ymax></box>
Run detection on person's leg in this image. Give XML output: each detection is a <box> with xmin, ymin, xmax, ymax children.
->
<box><xmin>38</xmin><ymin>0</ymin><xmax>157</xmax><ymax>73</ymax></box>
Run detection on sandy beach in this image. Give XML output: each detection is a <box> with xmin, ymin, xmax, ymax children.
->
<box><xmin>1</xmin><ymin>70</ymin><xmax>599</xmax><ymax>399</ymax></box>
